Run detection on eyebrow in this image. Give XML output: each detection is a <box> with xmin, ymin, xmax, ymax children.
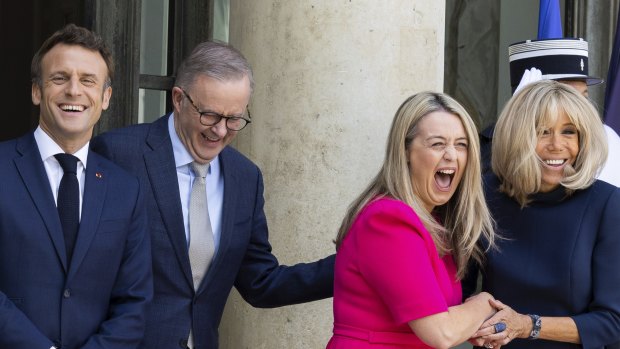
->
<box><xmin>48</xmin><ymin>71</ymin><xmax>100</xmax><ymax>80</ymax></box>
<box><xmin>198</xmin><ymin>105</ymin><xmax>246</xmax><ymax>118</ymax></box>
<box><xmin>80</xmin><ymin>73</ymin><xmax>99</xmax><ymax>79</ymax></box>
<box><xmin>198</xmin><ymin>107</ymin><xmax>245</xmax><ymax>118</ymax></box>
<box><xmin>423</xmin><ymin>135</ymin><xmax>445</xmax><ymax>142</ymax></box>
<box><xmin>425</xmin><ymin>135</ymin><xmax>468</xmax><ymax>140</ymax></box>
<box><xmin>543</xmin><ymin>123</ymin><xmax>576</xmax><ymax>128</ymax></box>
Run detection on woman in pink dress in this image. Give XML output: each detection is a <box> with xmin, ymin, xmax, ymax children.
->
<box><xmin>326</xmin><ymin>92</ymin><xmax>498</xmax><ymax>349</ymax></box>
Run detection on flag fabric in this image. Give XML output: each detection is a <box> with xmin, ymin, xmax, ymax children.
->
<box><xmin>605</xmin><ymin>5</ymin><xmax>620</xmax><ymax>134</ymax></box>
<box><xmin>538</xmin><ymin>0</ymin><xmax>563</xmax><ymax>39</ymax></box>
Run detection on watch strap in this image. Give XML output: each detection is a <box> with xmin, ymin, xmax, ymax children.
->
<box><xmin>528</xmin><ymin>314</ymin><xmax>541</xmax><ymax>339</ymax></box>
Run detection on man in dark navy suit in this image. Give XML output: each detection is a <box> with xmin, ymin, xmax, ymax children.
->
<box><xmin>0</xmin><ymin>24</ymin><xmax>152</xmax><ymax>349</ymax></box>
<box><xmin>92</xmin><ymin>41</ymin><xmax>334</xmax><ymax>349</ymax></box>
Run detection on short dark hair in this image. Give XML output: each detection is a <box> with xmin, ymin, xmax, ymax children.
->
<box><xmin>31</xmin><ymin>23</ymin><xmax>114</xmax><ymax>88</ymax></box>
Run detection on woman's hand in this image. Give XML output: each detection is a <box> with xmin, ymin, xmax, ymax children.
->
<box><xmin>464</xmin><ymin>291</ymin><xmax>496</xmax><ymax>307</ymax></box>
<box><xmin>469</xmin><ymin>299</ymin><xmax>531</xmax><ymax>348</ymax></box>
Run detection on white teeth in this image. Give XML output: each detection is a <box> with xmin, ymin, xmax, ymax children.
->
<box><xmin>545</xmin><ymin>159</ymin><xmax>565</xmax><ymax>165</ymax></box>
<box><xmin>437</xmin><ymin>169</ymin><xmax>455</xmax><ymax>175</ymax></box>
<box><xmin>201</xmin><ymin>133</ymin><xmax>219</xmax><ymax>142</ymax></box>
<box><xmin>60</xmin><ymin>104</ymin><xmax>85</xmax><ymax>112</ymax></box>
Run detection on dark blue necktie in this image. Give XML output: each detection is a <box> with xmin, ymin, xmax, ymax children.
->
<box><xmin>55</xmin><ymin>153</ymin><xmax>80</xmax><ymax>265</ymax></box>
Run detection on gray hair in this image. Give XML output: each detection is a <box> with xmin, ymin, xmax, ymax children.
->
<box><xmin>175</xmin><ymin>41</ymin><xmax>254</xmax><ymax>92</ymax></box>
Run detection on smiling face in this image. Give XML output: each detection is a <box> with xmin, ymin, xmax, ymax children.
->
<box><xmin>172</xmin><ymin>74</ymin><xmax>251</xmax><ymax>164</ymax></box>
<box><xmin>535</xmin><ymin>112</ymin><xmax>580</xmax><ymax>192</ymax></box>
<box><xmin>32</xmin><ymin>43</ymin><xmax>111</xmax><ymax>152</ymax></box>
<box><xmin>408</xmin><ymin>111</ymin><xmax>468</xmax><ymax>213</ymax></box>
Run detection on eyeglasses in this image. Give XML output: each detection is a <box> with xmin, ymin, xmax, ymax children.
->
<box><xmin>180</xmin><ymin>88</ymin><xmax>251</xmax><ymax>131</ymax></box>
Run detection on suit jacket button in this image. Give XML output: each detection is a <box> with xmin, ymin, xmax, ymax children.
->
<box><xmin>179</xmin><ymin>339</ymin><xmax>188</xmax><ymax>348</ymax></box>
<box><xmin>63</xmin><ymin>289</ymin><xmax>71</xmax><ymax>298</ymax></box>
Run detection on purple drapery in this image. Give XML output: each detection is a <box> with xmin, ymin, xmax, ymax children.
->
<box><xmin>604</xmin><ymin>6</ymin><xmax>620</xmax><ymax>133</ymax></box>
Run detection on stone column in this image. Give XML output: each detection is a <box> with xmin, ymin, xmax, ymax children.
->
<box><xmin>220</xmin><ymin>1</ymin><xmax>445</xmax><ymax>348</ymax></box>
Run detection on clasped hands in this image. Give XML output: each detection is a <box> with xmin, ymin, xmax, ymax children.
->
<box><xmin>467</xmin><ymin>297</ymin><xmax>531</xmax><ymax>349</ymax></box>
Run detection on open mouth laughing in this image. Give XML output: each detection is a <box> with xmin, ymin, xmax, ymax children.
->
<box><xmin>59</xmin><ymin>104</ymin><xmax>86</xmax><ymax>112</ymax></box>
<box><xmin>200</xmin><ymin>132</ymin><xmax>219</xmax><ymax>142</ymax></box>
<box><xmin>435</xmin><ymin>169</ymin><xmax>455</xmax><ymax>190</ymax></box>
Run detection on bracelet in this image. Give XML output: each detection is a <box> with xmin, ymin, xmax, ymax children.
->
<box><xmin>528</xmin><ymin>314</ymin><xmax>541</xmax><ymax>340</ymax></box>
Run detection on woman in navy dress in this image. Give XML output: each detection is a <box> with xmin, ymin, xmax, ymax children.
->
<box><xmin>468</xmin><ymin>80</ymin><xmax>620</xmax><ymax>349</ymax></box>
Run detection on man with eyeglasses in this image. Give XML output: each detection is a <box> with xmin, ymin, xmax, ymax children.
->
<box><xmin>92</xmin><ymin>41</ymin><xmax>334</xmax><ymax>349</ymax></box>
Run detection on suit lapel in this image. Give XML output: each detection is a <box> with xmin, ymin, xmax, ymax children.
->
<box><xmin>69</xmin><ymin>151</ymin><xmax>107</xmax><ymax>276</ymax></box>
<box><xmin>144</xmin><ymin>115</ymin><xmax>194</xmax><ymax>288</ymax></box>
<box><xmin>14</xmin><ymin>134</ymin><xmax>69</xmax><ymax>271</ymax></box>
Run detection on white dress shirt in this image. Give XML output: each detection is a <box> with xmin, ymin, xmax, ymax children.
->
<box><xmin>34</xmin><ymin>126</ymin><xmax>88</xmax><ymax>219</ymax></box>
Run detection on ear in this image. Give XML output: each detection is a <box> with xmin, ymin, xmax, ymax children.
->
<box><xmin>32</xmin><ymin>83</ymin><xmax>41</xmax><ymax>106</ymax></box>
<box><xmin>102</xmin><ymin>86</ymin><xmax>112</xmax><ymax>110</ymax></box>
<box><xmin>172</xmin><ymin>87</ymin><xmax>184</xmax><ymax>113</ymax></box>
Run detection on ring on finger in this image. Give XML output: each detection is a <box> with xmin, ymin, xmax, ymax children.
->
<box><xmin>484</xmin><ymin>343</ymin><xmax>494</xmax><ymax>348</ymax></box>
<box><xmin>494</xmin><ymin>322</ymin><xmax>507</xmax><ymax>333</ymax></box>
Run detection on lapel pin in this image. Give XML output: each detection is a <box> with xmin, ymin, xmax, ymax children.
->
<box><xmin>95</xmin><ymin>172</ymin><xmax>103</xmax><ymax>179</ymax></box>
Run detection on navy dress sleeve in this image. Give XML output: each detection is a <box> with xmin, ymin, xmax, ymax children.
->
<box><xmin>572</xmin><ymin>187</ymin><xmax>620</xmax><ymax>348</ymax></box>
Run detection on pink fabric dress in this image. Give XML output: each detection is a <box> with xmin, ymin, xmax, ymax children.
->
<box><xmin>326</xmin><ymin>197</ymin><xmax>462</xmax><ymax>348</ymax></box>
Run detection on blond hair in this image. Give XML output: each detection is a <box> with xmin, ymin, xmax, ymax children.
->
<box><xmin>335</xmin><ymin>92</ymin><xmax>495</xmax><ymax>279</ymax></box>
<box><xmin>492</xmin><ymin>80</ymin><xmax>607</xmax><ymax>207</ymax></box>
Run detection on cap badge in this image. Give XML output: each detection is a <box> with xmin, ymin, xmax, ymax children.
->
<box><xmin>580</xmin><ymin>59</ymin><xmax>584</xmax><ymax>71</ymax></box>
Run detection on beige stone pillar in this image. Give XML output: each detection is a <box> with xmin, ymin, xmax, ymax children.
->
<box><xmin>220</xmin><ymin>1</ymin><xmax>446</xmax><ymax>348</ymax></box>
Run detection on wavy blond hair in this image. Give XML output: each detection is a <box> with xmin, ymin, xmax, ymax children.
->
<box><xmin>492</xmin><ymin>80</ymin><xmax>607</xmax><ymax>207</ymax></box>
<box><xmin>335</xmin><ymin>92</ymin><xmax>495</xmax><ymax>279</ymax></box>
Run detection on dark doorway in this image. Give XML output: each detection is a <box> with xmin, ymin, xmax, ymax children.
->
<box><xmin>0</xmin><ymin>0</ymin><xmax>85</xmax><ymax>141</ymax></box>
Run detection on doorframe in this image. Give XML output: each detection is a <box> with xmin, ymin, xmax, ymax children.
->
<box><xmin>84</xmin><ymin>0</ymin><xmax>213</xmax><ymax>134</ymax></box>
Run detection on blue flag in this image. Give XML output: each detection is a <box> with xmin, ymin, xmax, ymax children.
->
<box><xmin>538</xmin><ymin>0</ymin><xmax>563</xmax><ymax>39</ymax></box>
<box><xmin>604</xmin><ymin>6</ymin><xmax>620</xmax><ymax>134</ymax></box>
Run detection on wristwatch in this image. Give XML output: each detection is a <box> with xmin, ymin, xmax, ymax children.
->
<box><xmin>528</xmin><ymin>314</ymin><xmax>542</xmax><ymax>339</ymax></box>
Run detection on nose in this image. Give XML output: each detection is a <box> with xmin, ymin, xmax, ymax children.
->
<box><xmin>65</xmin><ymin>77</ymin><xmax>82</xmax><ymax>96</ymax></box>
<box><xmin>443</xmin><ymin>145</ymin><xmax>457</xmax><ymax>160</ymax></box>
<box><xmin>547</xmin><ymin>133</ymin><xmax>564</xmax><ymax>150</ymax></box>
<box><xmin>209</xmin><ymin>117</ymin><xmax>228</xmax><ymax>137</ymax></box>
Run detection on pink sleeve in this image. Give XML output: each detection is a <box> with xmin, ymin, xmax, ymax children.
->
<box><xmin>356</xmin><ymin>199</ymin><xmax>449</xmax><ymax>325</ymax></box>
